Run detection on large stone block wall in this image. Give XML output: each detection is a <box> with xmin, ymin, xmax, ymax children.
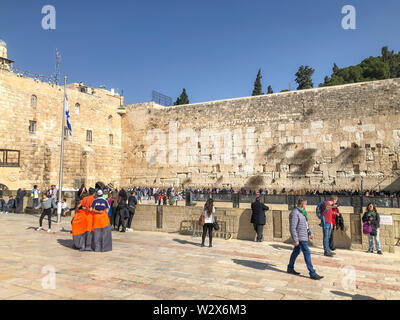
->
<box><xmin>122</xmin><ymin>78</ymin><xmax>400</xmax><ymax>191</ymax></box>
<box><xmin>0</xmin><ymin>69</ymin><xmax>123</xmax><ymax>190</ymax></box>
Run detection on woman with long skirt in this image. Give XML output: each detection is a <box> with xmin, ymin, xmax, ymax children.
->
<box><xmin>90</xmin><ymin>189</ymin><xmax>112</xmax><ymax>252</ymax></box>
<box><xmin>72</xmin><ymin>188</ymin><xmax>96</xmax><ymax>251</ymax></box>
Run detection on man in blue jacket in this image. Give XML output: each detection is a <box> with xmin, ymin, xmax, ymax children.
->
<box><xmin>287</xmin><ymin>197</ymin><xmax>323</xmax><ymax>280</ymax></box>
<box><xmin>250</xmin><ymin>193</ymin><xmax>269</xmax><ymax>242</ymax></box>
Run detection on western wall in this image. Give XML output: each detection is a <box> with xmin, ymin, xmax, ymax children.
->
<box><xmin>122</xmin><ymin>78</ymin><xmax>400</xmax><ymax>192</ymax></box>
<box><xmin>2</xmin><ymin>34</ymin><xmax>400</xmax><ymax>193</ymax></box>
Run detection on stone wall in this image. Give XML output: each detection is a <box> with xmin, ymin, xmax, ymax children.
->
<box><xmin>0</xmin><ymin>69</ymin><xmax>123</xmax><ymax>190</ymax></box>
<box><xmin>122</xmin><ymin>78</ymin><xmax>400</xmax><ymax>191</ymax></box>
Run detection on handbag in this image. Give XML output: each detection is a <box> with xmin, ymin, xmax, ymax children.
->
<box><xmin>213</xmin><ymin>219</ymin><xmax>220</xmax><ymax>231</ymax></box>
<box><xmin>199</xmin><ymin>214</ymin><xmax>205</xmax><ymax>226</ymax></box>
<box><xmin>363</xmin><ymin>221</ymin><xmax>372</xmax><ymax>235</ymax></box>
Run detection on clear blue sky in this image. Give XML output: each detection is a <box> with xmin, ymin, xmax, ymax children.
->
<box><xmin>1</xmin><ymin>0</ymin><xmax>399</xmax><ymax>105</ymax></box>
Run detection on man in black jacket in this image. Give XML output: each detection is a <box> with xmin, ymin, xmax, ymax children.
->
<box><xmin>250</xmin><ymin>193</ymin><xmax>269</xmax><ymax>242</ymax></box>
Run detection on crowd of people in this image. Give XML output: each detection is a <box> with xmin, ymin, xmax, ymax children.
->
<box><xmin>0</xmin><ymin>183</ymin><xmax>387</xmax><ymax>265</ymax></box>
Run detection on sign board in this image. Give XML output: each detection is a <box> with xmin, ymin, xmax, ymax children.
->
<box><xmin>380</xmin><ymin>215</ymin><xmax>393</xmax><ymax>226</ymax></box>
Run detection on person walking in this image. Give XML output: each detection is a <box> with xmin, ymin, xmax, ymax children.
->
<box><xmin>127</xmin><ymin>191</ymin><xmax>138</xmax><ymax>232</ymax></box>
<box><xmin>362</xmin><ymin>203</ymin><xmax>382</xmax><ymax>254</ymax></box>
<box><xmin>287</xmin><ymin>197</ymin><xmax>323</xmax><ymax>280</ymax></box>
<box><xmin>201</xmin><ymin>198</ymin><xmax>215</xmax><ymax>248</ymax></box>
<box><xmin>250</xmin><ymin>193</ymin><xmax>269</xmax><ymax>242</ymax></box>
<box><xmin>35</xmin><ymin>193</ymin><xmax>53</xmax><ymax>233</ymax></box>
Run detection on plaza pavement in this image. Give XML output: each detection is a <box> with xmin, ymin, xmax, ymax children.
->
<box><xmin>0</xmin><ymin>213</ymin><xmax>400</xmax><ymax>300</ymax></box>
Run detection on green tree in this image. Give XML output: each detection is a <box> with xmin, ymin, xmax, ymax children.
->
<box><xmin>322</xmin><ymin>46</ymin><xmax>400</xmax><ymax>87</ymax></box>
<box><xmin>295</xmin><ymin>65</ymin><xmax>315</xmax><ymax>90</ymax></box>
<box><xmin>280</xmin><ymin>89</ymin><xmax>290</xmax><ymax>92</ymax></box>
<box><xmin>174</xmin><ymin>88</ymin><xmax>189</xmax><ymax>105</ymax></box>
<box><xmin>267</xmin><ymin>85</ymin><xmax>273</xmax><ymax>94</ymax></box>
<box><xmin>252</xmin><ymin>69</ymin><xmax>263</xmax><ymax>96</ymax></box>
<box><xmin>333</xmin><ymin>63</ymin><xmax>339</xmax><ymax>74</ymax></box>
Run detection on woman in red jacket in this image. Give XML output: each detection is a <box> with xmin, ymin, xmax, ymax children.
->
<box><xmin>329</xmin><ymin>206</ymin><xmax>338</xmax><ymax>251</ymax></box>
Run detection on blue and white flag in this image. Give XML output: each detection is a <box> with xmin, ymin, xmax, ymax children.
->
<box><xmin>65</xmin><ymin>94</ymin><xmax>72</xmax><ymax>136</ymax></box>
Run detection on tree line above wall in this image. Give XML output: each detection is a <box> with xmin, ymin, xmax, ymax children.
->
<box><xmin>251</xmin><ymin>46</ymin><xmax>400</xmax><ymax>96</ymax></box>
<box><xmin>173</xmin><ymin>46</ymin><xmax>400</xmax><ymax>104</ymax></box>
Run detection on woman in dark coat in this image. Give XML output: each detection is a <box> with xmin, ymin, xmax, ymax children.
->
<box><xmin>362</xmin><ymin>203</ymin><xmax>382</xmax><ymax>254</ymax></box>
<box><xmin>250</xmin><ymin>194</ymin><xmax>269</xmax><ymax>242</ymax></box>
<box><xmin>16</xmin><ymin>188</ymin><xmax>27</xmax><ymax>213</ymax></box>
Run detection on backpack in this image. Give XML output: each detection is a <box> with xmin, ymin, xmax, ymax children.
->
<box><xmin>316</xmin><ymin>202</ymin><xmax>325</xmax><ymax>220</ymax></box>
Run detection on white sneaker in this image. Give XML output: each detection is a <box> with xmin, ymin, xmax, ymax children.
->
<box><xmin>37</xmin><ymin>227</ymin><xmax>43</xmax><ymax>231</ymax></box>
<box><xmin>47</xmin><ymin>229</ymin><xmax>51</xmax><ymax>233</ymax></box>
<box><xmin>5</xmin><ymin>212</ymin><xmax>8</xmax><ymax>215</ymax></box>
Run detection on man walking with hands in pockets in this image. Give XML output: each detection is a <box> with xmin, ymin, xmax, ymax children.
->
<box><xmin>287</xmin><ymin>197</ymin><xmax>323</xmax><ymax>280</ymax></box>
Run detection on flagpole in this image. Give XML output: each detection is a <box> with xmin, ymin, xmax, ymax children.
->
<box><xmin>57</xmin><ymin>76</ymin><xmax>67</xmax><ymax>225</ymax></box>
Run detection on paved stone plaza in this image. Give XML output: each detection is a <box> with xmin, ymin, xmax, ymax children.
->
<box><xmin>1</xmin><ymin>214</ymin><xmax>400</xmax><ymax>300</ymax></box>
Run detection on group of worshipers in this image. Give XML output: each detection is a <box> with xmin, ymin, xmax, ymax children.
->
<box><xmin>71</xmin><ymin>187</ymin><xmax>112</xmax><ymax>252</ymax></box>
<box><xmin>246</xmin><ymin>194</ymin><xmax>383</xmax><ymax>281</ymax></box>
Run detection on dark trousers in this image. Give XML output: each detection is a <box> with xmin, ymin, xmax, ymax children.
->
<box><xmin>253</xmin><ymin>223</ymin><xmax>264</xmax><ymax>241</ymax></box>
<box><xmin>117</xmin><ymin>207</ymin><xmax>129</xmax><ymax>231</ymax></box>
<box><xmin>111</xmin><ymin>207</ymin><xmax>117</xmax><ymax>228</ymax></box>
<box><xmin>39</xmin><ymin>208</ymin><xmax>52</xmax><ymax>228</ymax></box>
<box><xmin>329</xmin><ymin>228</ymin><xmax>335</xmax><ymax>250</ymax></box>
<box><xmin>202</xmin><ymin>223</ymin><xmax>213</xmax><ymax>245</ymax></box>
<box><xmin>127</xmin><ymin>208</ymin><xmax>135</xmax><ymax>229</ymax></box>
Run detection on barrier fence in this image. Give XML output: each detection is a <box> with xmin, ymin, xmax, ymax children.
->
<box><xmin>189</xmin><ymin>192</ymin><xmax>400</xmax><ymax>209</ymax></box>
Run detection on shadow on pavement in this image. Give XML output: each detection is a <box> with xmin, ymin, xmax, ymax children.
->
<box><xmin>173</xmin><ymin>239</ymin><xmax>202</xmax><ymax>247</ymax></box>
<box><xmin>57</xmin><ymin>239</ymin><xmax>75</xmax><ymax>249</ymax></box>
<box><xmin>232</xmin><ymin>259</ymin><xmax>309</xmax><ymax>278</ymax></box>
<box><xmin>330</xmin><ymin>290</ymin><xmax>376</xmax><ymax>300</ymax></box>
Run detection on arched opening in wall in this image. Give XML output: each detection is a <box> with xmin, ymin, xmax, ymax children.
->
<box><xmin>0</xmin><ymin>183</ymin><xmax>9</xmax><ymax>190</ymax></box>
<box><xmin>75</xmin><ymin>103</ymin><xmax>80</xmax><ymax>115</ymax></box>
<box><xmin>31</xmin><ymin>95</ymin><xmax>37</xmax><ymax>107</ymax></box>
<box><xmin>108</xmin><ymin>115</ymin><xmax>113</xmax><ymax>125</ymax></box>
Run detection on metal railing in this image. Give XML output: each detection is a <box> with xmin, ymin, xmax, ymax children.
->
<box><xmin>187</xmin><ymin>192</ymin><xmax>400</xmax><ymax>208</ymax></box>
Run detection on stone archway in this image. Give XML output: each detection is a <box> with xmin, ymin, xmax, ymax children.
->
<box><xmin>0</xmin><ymin>183</ymin><xmax>9</xmax><ymax>190</ymax></box>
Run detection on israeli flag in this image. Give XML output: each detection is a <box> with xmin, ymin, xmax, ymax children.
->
<box><xmin>65</xmin><ymin>94</ymin><xmax>72</xmax><ymax>136</ymax></box>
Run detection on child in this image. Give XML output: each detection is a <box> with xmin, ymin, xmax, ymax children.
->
<box><xmin>61</xmin><ymin>199</ymin><xmax>71</xmax><ymax>217</ymax></box>
<box><xmin>35</xmin><ymin>193</ymin><xmax>53</xmax><ymax>232</ymax></box>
